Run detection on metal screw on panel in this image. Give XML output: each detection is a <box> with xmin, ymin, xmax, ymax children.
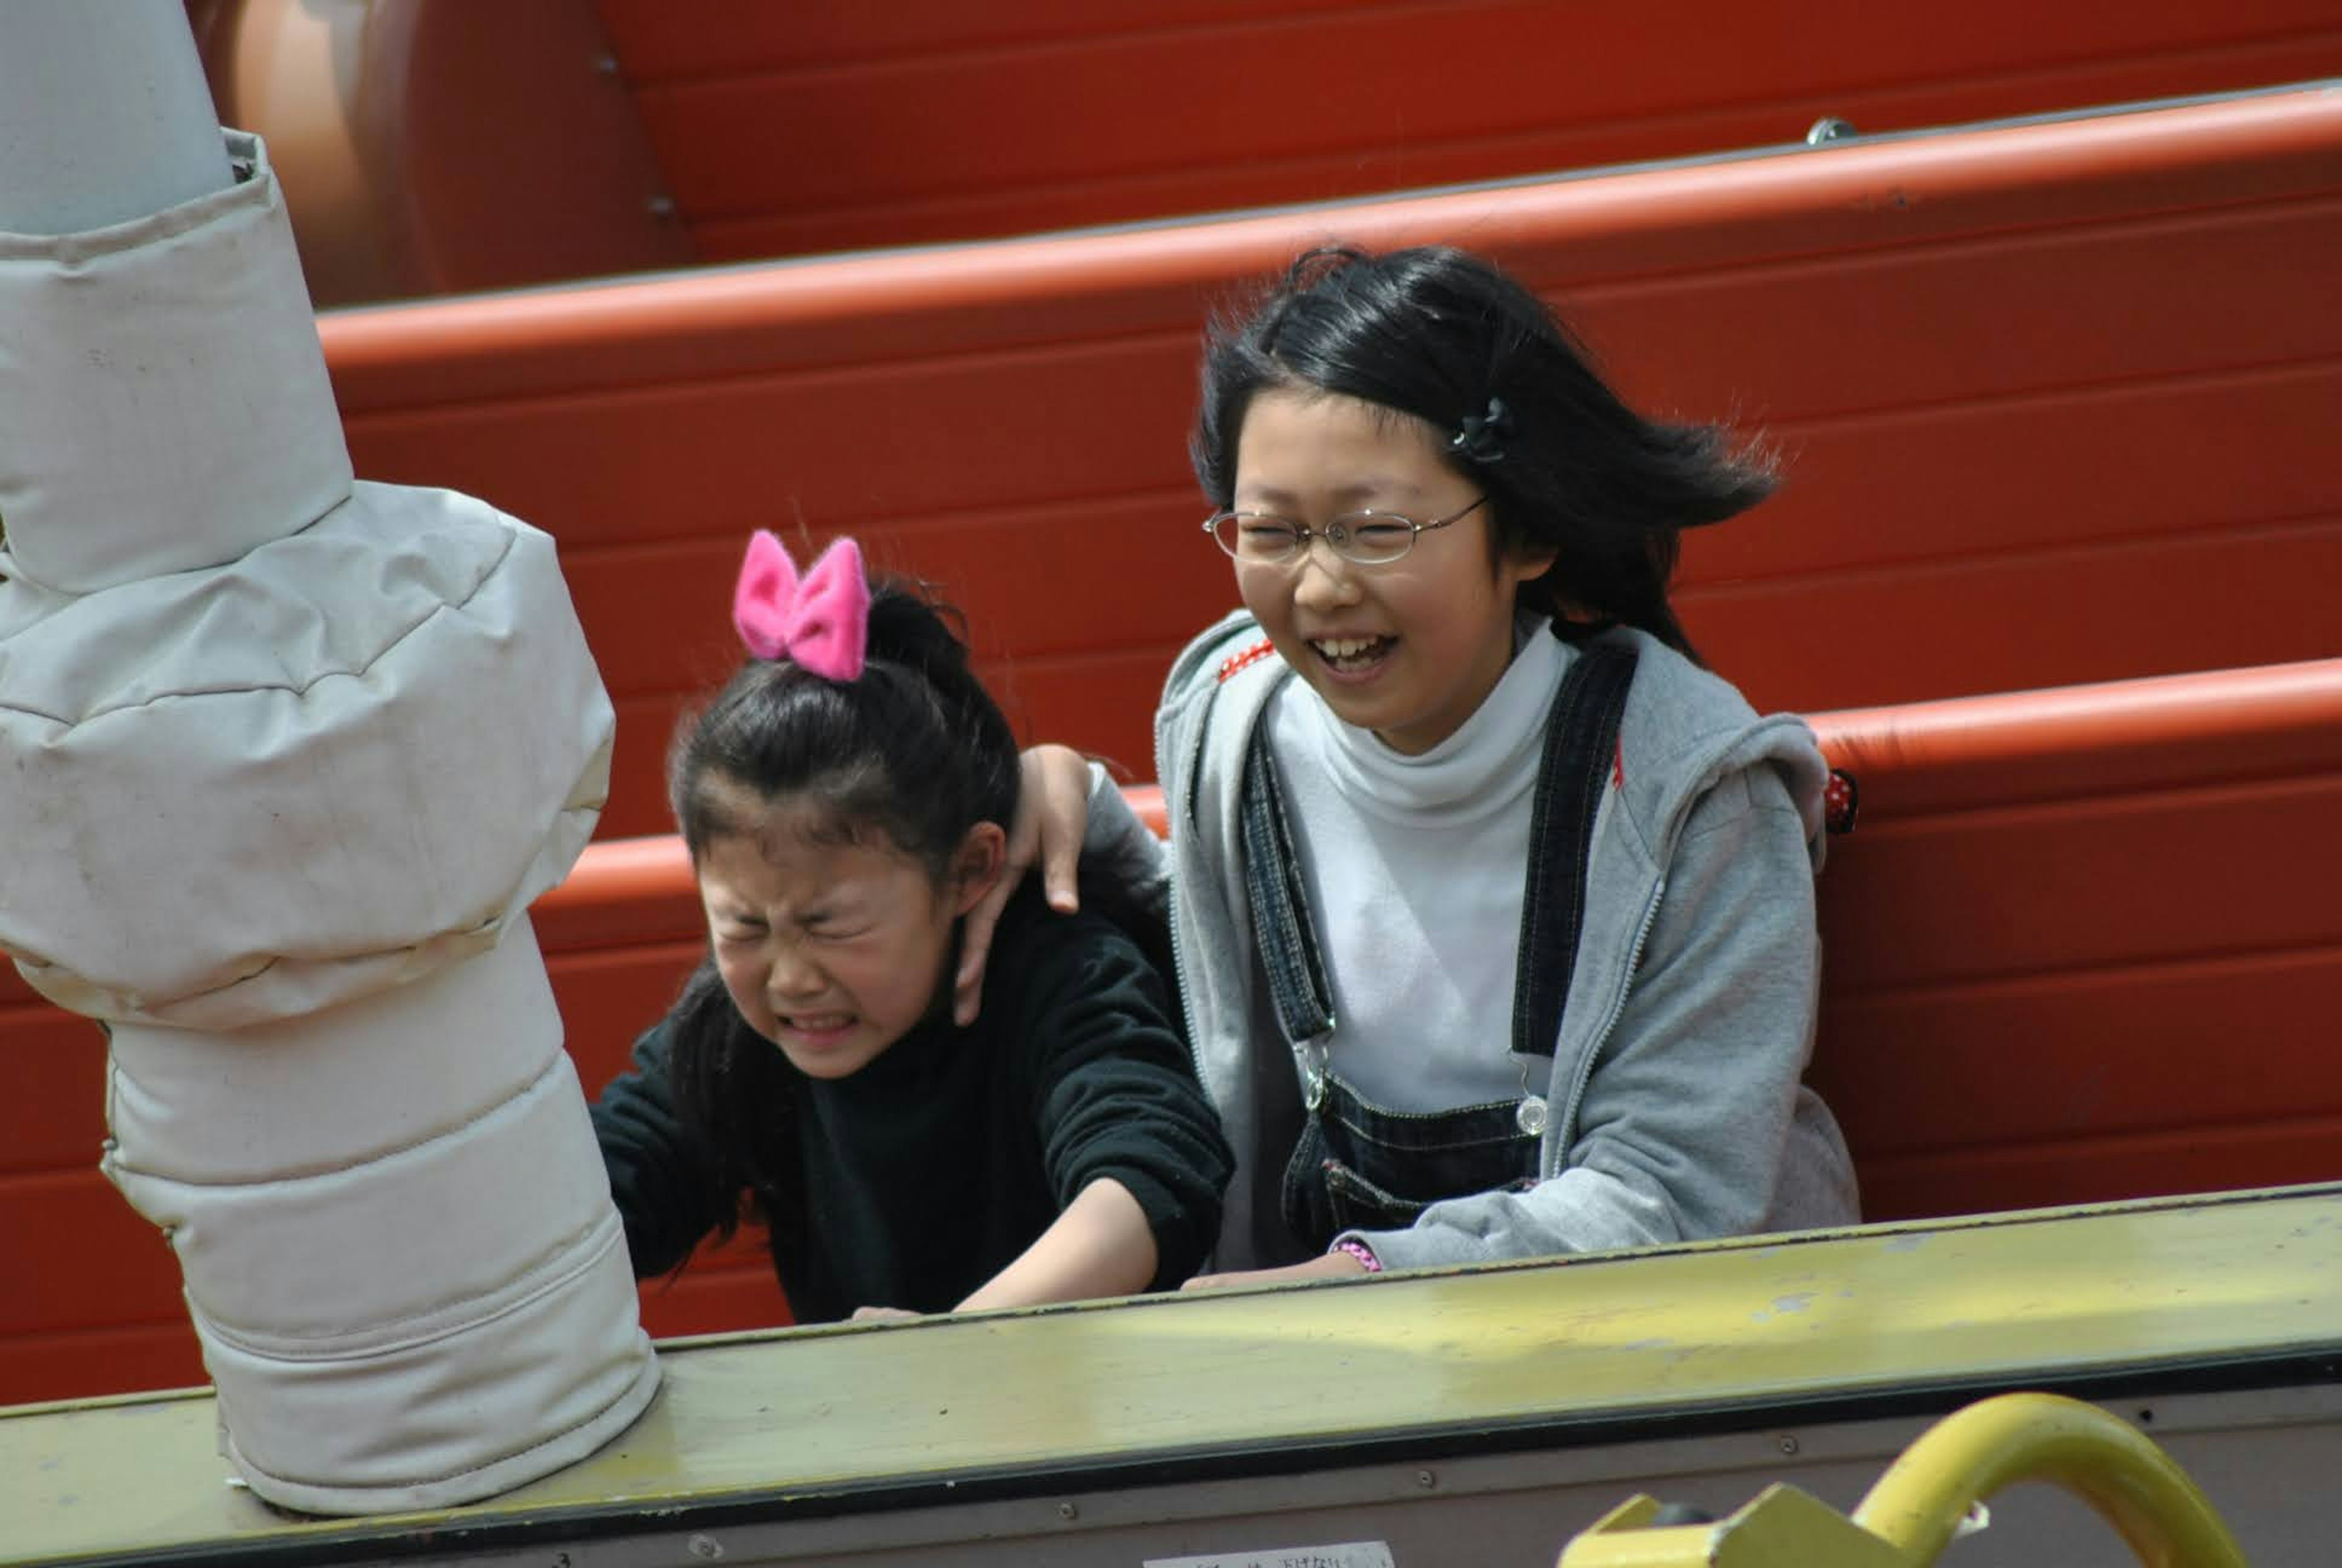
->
<box><xmin>1776</xmin><ymin>1434</ymin><xmax>1800</xmax><ymax>1456</ymax></box>
<box><xmin>1416</xmin><ymin>1469</ymin><xmax>1437</xmax><ymax>1490</ymax></box>
<box><xmin>1805</xmin><ymin>116</ymin><xmax>1858</xmax><ymax>145</ymax></box>
<box><xmin>1057</xmin><ymin>1502</ymin><xmax>1079</xmax><ymax>1522</ymax></box>
<box><xmin>686</xmin><ymin>1536</ymin><xmax>724</xmax><ymax>1561</ymax></box>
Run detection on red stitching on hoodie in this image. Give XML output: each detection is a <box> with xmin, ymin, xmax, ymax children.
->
<box><xmin>1217</xmin><ymin>639</ymin><xmax>1275</xmax><ymax>682</ymax></box>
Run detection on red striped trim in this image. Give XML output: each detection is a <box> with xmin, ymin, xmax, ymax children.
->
<box><xmin>1216</xmin><ymin>639</ymin><xmax>1276</xmax><ymax>682</ymax></box>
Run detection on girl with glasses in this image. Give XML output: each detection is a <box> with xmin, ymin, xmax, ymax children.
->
<box><xmin>969</xmin><ymin>244</ymin><xmax>1857</xmax><ymax>1287</ymax></box>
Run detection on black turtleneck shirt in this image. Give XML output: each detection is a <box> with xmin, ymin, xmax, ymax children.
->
<box><xmin>591</xmin><ymin>901</ymin><xmax>1231</xmax><ymax>1322</ymax></box>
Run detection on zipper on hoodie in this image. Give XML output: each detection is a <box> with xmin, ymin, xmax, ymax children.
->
<box><xmin>1552</xmin><ymin>874</ymin><xmax>1666</xmax><ymax>1162</ymax></box>
<box><xmin>1153</xmin><ymin>692</ymin><xmax>1210</xmax><ymax>1088</ymax></box>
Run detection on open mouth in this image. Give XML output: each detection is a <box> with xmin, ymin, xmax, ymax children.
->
<box><xmin>1310</xmin><ymin>634</ymin><xmax>1395</xmax><ymax>675</ymax></box>
<box><xmin>780</xmin><ymin>1012</ymin><xmax>856</xmax><ymax>1042</ymax></box>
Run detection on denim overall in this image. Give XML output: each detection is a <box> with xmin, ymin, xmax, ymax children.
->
<box><xmin>1241</xmin><ymin>638</ymin><xmax>1639</xmax><ymax>1255</ymax></box>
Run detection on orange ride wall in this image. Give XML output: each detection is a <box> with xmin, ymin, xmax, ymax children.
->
<box><xmin>593</xmin><ymin>0</ymin><xmax>2342</xmax><ymax>259</ymax></box>
<box><xmin>317</xmin><ymin>84</ymin><xmax>2342</xmax><ymax>843</ymax></box>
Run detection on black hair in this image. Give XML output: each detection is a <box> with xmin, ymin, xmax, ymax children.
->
<box><xmin>657</xmin><ymin>577</ymin><xmax>1015</xmax><ymax>1253</ymax></box>
<box><xmin>1192</xmin><ymin>244</ymin><xmax>1775</xmax><ymax>660</ymax></box>
<box><xmin>654</xmin><ymin>571</ymin><xmax>1175</xmax><ymax>1256</ymax></box>
<box><xmin>670</xmin><ymin>579</ymin><xmax>1019</xmax><ymax>873</ymax></box>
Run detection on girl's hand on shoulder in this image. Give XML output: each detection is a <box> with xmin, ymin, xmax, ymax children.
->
<box><xmin>850</xmin><ymin>1304</ymin><xmax>921</xmax><ymax>1323</ymax></box>
<box><xmin>953</xmin><ymin>743</ymin><xmax>1094</xmax><ymax>1025</ymax></box>
<box><xmin>1181</xmin><ymin>1251</ymin><xmax>1371</xmax><ymax>1292</ymax></box>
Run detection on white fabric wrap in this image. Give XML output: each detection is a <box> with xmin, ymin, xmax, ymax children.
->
<box><xmin>0</xmin><ymin>134</ymin><xmax>657</xmax><ymax>1513</ymax></box>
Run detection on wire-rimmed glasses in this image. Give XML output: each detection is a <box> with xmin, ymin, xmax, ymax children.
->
<box><xmin>1203</xmin><ymin>495</ymin><xmax>1488</xmax><ymax>567</ymax></box>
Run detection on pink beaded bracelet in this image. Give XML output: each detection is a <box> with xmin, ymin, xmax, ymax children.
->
<box><xmin>1333</xmin><ymin>1239</ymin><xmax>1384</xmax><ymax>1274</ymax></box>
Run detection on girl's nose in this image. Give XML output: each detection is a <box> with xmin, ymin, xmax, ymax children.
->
<box><xmin>1290</xmin><ymin>541</ymin><xmax>1362</xmax><ymax>611</ymax></box>
<box><xmin>764</xmin><ymin>942</ymin><xmax>826</xmax><ymax>1001</ymax></box>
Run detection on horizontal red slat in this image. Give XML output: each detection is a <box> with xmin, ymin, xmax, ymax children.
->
<box><xmin>1817</xmin><ymin>775</ymin><xmax>2342</xmax><ymax>993</ymax></box>
<box><xmin>1698</xmin><ymin>520</ymin><xmax>2342</xmax><ymax>716</ymax></box>
<box><xmin>636</xmin><ymin>1250</ymin><xmax>793</xmax><ymax>1341</ymax></box>
<box><xmin>687</xmin><ymin>48</ymin><xmax>2342</xmax><ymax>260</ymax></box>
<box><xmin>600</xmin><ymin>2</ymin><xmax>2339</xmax><ymax>84</ymax></box>
<box><xmin>601</xmin><ymin>0</ymin><xmax>2342</xmax><ymax>259</ymax></box>
<box><xmin>1856</xmin><ymin>1120</ymin><xmax>2342</xmax><ymax>1223</ymax></box>
<box><xmin>1807</xmin><ymin>657</ymin><xmax>2342</xmax><ymax>815</ymax></box>
<box><xmin>598</xmin><ymin>0</ymin><xmax>1463</xmax><ymax>81</ymax></box>
<box><xmin>548</xmin><ymin>945</ymin><xmax>704</xmax><ymax>1092</ymax></box>
<box><xmin>0</xmin><ymin>1322</ymin><xmax>206</xmax><ymax>1406</ymax></box>
<box><xmin>0</xmin><ymin>1171</ymin><xmax>184</xmax><ymax>1339</ymax></box>
<box><xmin>1816</xmin><ymin>946</ymin><xmax>2342</xmax><ymax>1157</ymax></box>
<box><xmin>321</xmin><ymin>87</ymin><xmax>2342</xmax><ymax>409</ymax></box>
<box><xmin>0</xmin><ymin>1009</ymin><xmax>106</xmax><ymax>1175</ymax></box>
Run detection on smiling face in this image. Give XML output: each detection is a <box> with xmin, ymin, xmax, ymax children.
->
<box><xmin>1231</xmin><ymin>388</ymin><xmax>1555</xmax><ymax>754</ymax></box>
<box><xmin>696</xmin><ymin>787</ymin><xmax>1003</xmax><ymax>1079</ymax></box>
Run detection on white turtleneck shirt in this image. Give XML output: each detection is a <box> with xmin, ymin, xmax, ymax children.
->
<box><xmin>1264</xmin><ymin>620</ymin><xmax>1570</xmax><ymax>1113</ymax></box>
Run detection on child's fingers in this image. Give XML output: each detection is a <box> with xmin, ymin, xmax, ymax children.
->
<box><xmin>956</xmin><ymin>746</ymin><xmax>1090</xmax><ymax>1024</ymax></box>
<box><xmin>1026</xmin><ymin>745</ymin><xmax>1090</xmax><ymax>914</ymax></box>
<box><xmin>953</xmin><ymin>881</ymin><xmax>1011</xmax><ymax>1026</ymax></box>
<box><xmin>952</xmin><ymin>789</ymin><xmax>1037</xmax><ymax>1023</ymax></box>
<box><xmin>1181</xmin><ymin>1256</ymin><xmax>1370</xmax><ymax>1292</ymax></box>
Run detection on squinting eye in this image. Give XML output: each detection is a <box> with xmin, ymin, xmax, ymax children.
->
<box><xmin>1238</xmin><ymin>519</ymin><xmax>1303</xmax><ymax>548</ymax></box>
<box><xmin>1347</xmin><ymin>522</ymin><xmax>1414</xmax><ymax>546</ymax></box>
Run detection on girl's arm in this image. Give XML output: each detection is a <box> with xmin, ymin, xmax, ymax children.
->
<box><xmin>1349</xmin><ymin>762</ymin><xmax>1834</xmax><ymax>1271</ymax></box>
<box><xmin>999</xmin><ymin>913</ymin><xmax>1234</xmax><ymax>1302</ymax></box>
<box><xmin>954</xmin><ymin>1176</ymin><xmax>1158</xmax><ymax>1311</ymax></box>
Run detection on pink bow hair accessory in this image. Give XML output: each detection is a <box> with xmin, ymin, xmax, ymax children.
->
<box><xmin>732</xmin><ymin>531</ymin><xmax>871</xmax><ymax>680</ymax></box>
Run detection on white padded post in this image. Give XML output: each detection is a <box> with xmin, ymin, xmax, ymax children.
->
<box><xmin>0</xmin><ymin>0</ymin><xmax>234</xmax><ymax>234</ymax></box>
<box><xmin>0</xmin><ymin>2</ymin><xmax>659</xmax><ymax>1515</ymax></box>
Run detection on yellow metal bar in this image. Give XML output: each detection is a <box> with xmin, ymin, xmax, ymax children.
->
<box><xmin>1560</xmin><ymin>1392</ymin><xmax>2254</xmax><ymax>1566</ymax></box>
<box><xmin>1853</xmin><ymin>1392</ymin><xmax>2249</xmax><ymax>1567</ymax></box>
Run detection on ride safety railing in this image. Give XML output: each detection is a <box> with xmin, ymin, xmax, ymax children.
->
<box><xmin>1558</xmin><ymin>1392</ymin><xmax>2248</xmax><ymax>1567</ymax></box>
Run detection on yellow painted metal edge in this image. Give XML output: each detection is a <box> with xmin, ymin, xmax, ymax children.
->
<box><xmin>7</xmin><ymin>1183</ymin><xmax>2338</xmax><ymax>1566</ymax></box>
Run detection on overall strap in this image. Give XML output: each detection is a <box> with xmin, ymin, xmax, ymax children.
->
<box><xmin>1239</xmin><ymin>723</ymin><xmax>1338</xmax><ymax>1048</ymax></box>
<box><xmin>1512</xmin><ymin>639</ymin><xmax>1639</xmax><ymax>1061</ymax></box>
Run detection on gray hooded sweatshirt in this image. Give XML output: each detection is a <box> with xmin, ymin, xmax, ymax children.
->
<box><xmin>1106</xmin><ymin>609</ymin><xmax>1858</xmax><ymax>1272</ymax></box>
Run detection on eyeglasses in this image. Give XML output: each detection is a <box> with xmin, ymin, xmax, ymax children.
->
<box><xmin>1203</xmin><ymin>495</ymin><xmax>1488</xmax><ymax>567</ymax></box>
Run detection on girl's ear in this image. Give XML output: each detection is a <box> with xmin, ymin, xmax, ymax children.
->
<box><xmin>1505</xmin><ymin>540</ymin><xmax>1560</xmax><ymax>585</ymax></box>
<box><xmin>947</xmin><ymin>821</ymin><xmax>1009</xmax><ymax>917</ymax></box>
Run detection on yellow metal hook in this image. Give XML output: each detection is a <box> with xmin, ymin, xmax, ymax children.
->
<box><xmin>1558</xmin><ymin>1392</ymin><xmax>2249</xmax><ymax>1567</ymax></box>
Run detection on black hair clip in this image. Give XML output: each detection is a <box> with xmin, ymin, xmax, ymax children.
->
<box><xmin>1449</xmin><ymin>397</ymin><xmax>1511</xmax><ymax>464</ymax></box>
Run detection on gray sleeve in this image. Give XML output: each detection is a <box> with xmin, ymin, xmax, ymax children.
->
<box><xmin>1084</xmin><ymin>758</ymin><xmax>1170</xmax><ymax>893</ymax></box>
<box><xmin>1353</xmin><ymin>763</ymin><xmax>1821</xmax><ymax>1270</ymax></box>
